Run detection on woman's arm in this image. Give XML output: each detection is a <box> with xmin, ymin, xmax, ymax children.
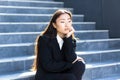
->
<box><xmin>63</xmin><ymin>37</ymin><xmax>85</xmax><ymax>64</ymax></box>
<box><xmin>63</xmin><ymin>36</ymin><xmax>77</xmax><ymax>63</ymax></box>
<box><xmin>38</xmin><ymin>36</ymin><xmax>73</xmax><ymax>72</ymax></box>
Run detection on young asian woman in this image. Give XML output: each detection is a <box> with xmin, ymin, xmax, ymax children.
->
<box><xmin>32</xmin><ymin>9</ymin><xmax>85</xmax><ymax>80</ymax></box>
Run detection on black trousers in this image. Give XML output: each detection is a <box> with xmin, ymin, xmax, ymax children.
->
<box><xmin>44</xmin><ymin>61</ymin><xmax>85</xmax><ymax>80</ymax></box>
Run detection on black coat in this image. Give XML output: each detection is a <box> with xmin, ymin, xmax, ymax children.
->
<box><xmin>35</xmin><ymin>35</ymin><xmax>77</xmax><ymax>80</ymax></box>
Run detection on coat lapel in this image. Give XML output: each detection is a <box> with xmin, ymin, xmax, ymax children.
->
<box><xmin>52</xmin><ymin>38</ymin><xmax>61</xmax><ymax>52</ymax></box>
<box><xmin>50</xmin><ymin>38</ymin><xmax>64</xmax><ymax>60</ymax></box>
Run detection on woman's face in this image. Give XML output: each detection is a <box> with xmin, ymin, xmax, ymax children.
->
<box><xmin>53</xmin><ymin>13</ymin><xmax>72</xmax><ymax>37</ymax></box>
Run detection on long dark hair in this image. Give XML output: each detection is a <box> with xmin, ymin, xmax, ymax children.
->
<box><xmin>32</xmin><ymin>9</ymin><xmax>75</xmax><ymax>71</ymax></box>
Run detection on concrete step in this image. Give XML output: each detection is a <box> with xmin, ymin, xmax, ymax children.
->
<box><xmin>0</xmin><ymin>30</ymin><xmax>109</xmax><ymax>44</ymax></box>
<box><xmin>0</xmin><ymin>70</ymin><xmax>35</xmax><ymax>80</ymax></box>
<box><xmin>0</xmin><ymin>39</ymin><xmax>120</xmax><ymax>58</ymax></box>
<box><xmin>20</xmin><ymin>0</ymin><xmax>54</xmax><ymax>1</ymax></box>
<box><xmin>0</xmin><ymin>13</ymin><xmax>84</xmax><ymax>22</ymax></box>
<box><xmin>76</xmin><ymin>38</ymin><xmax>120</xmax><ymax>51</ymax></box>
<box><xmin>0</xmin><ymin>22</ymin><xmax>96</xmax><ymax>32</ymax></box>
<box><xmin>0</xmin><ymin>61</ymin><xmax>120</xmax><ymax>80</ymax></box>
<box><xmin>0</xmin><ymin>6</ymin><xmax>71</xmax><ymax>14</ymax></box>
<box><xmin>0</xmin><ymin>56</ymin><xmax>34</xmax><ymax>75</ymax></box>
<box><xmin>74</xmin><ymin>22</ymin><xmax>96</xmax><ymax>30</ymax></box>
<box><xmin>0</xmin><ymin>0</ymin><xmax>63</xmax><ymax>7</ymax></box>
<box><xmin>19</xmin><ymin>0</ymin><xmax>54</xmax><ymax>1</ymax></box>
<box><xmin>77</xmin><ymin>49</ymin><xmax>120</xmax><ymax>64</ymax></box>
<box><xmin>0</xmin><ymin>43</ymin><xmax>34</xmax><ymax>59</ymax></box>
<box><xmin>75</xmin><ymin>30</ymin><xmax>109</xmax><ymax>40</ymax></box>
<box><xmin>83</xmin><ymin>62</ymin><xmax>120</xmax><ymax>80</ymax></box>
<box><xmin>95</xmin><ymin>74</ymin><xmax>120</xmax><ymax>80</ymax></box>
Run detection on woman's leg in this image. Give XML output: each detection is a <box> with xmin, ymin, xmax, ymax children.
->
<box><xmin>68</xmin><ymin>61</ymin><xmax>85</xmax><ymax>80</ymax></box>
<box><xmin>45</xmin><ymin>73</ymin><xmax>77</xmax><ymax>80</ymax></box>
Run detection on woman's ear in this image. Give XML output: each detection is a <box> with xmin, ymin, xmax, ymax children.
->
<box><xmin>52</xmin><ymin>23</ymin><xmax>57</xmax><ymax>28</ymax></box>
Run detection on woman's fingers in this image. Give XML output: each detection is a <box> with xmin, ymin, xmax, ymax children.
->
<box><xmin>77</xmin><ymin>56</ymin><xmax>86</xmax><ymax>64</ymax></box>
<box><xmin>66</xmin><ymin>26</ymin><xmax>75</xmax><ymax>38</ymax></box>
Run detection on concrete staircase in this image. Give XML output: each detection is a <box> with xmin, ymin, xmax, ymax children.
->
<box><xmin>0</xmin><ymin>0</ymin><xmax>120</xmax><ymax>80</ymax></box>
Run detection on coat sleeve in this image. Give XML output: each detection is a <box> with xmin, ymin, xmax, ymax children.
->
<box><xmin>63</xmin><ymin>36</ymin><xmax>77</xmax><ymax>63</ymax></box>
<box><xmin>38</xmin><ymin>36</ymin><xmax>73</xmax><ymax>72</ymax></box>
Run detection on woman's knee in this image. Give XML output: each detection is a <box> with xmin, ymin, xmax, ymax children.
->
<box><xmin>63</xmin><ymin>74</ymin><xmax>77</xmax><ymax>80</ymax></box>
<box><xmin>75</xmin><ymin>61</ymin><xmax>86</xmax><ymax>72</ymax></box>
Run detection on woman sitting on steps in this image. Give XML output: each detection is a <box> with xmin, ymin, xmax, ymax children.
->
<box><xmin>32</xmin><ymin>9</ymin><xmax>86</xmax><ymax>80</ymax></box>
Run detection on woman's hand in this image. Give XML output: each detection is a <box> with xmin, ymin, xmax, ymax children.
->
<box><xmin>72</xmin><ymin>56</ymin><xmax>85</xmax><ymax>64</ymax></box>
<box><xmin>66</xmin><ymin>26</ymin><xmax>75</xmax><ymax>38</ymax></box>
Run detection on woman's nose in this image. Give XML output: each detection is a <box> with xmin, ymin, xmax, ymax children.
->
<box><xmin>65</xmin><ymin>23</ymin><xmax>71</xmax><ymax>27</ymax></box>
<box><xmin>65</xmin><ymin>24</ymin><xmax>69</xmax><ymax>27</ymax></box>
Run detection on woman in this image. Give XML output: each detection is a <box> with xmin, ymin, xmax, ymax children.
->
<box><xmin>32</xmin><ymin>9</ymin><xmax>85</xmax><ymax>80</ymax></box>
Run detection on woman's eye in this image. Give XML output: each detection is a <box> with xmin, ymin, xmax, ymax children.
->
<box><xmin>61</xmin><ymin>21</ymin><xmax>65</xmax><ymax>23</ymax></box>
<box><xmin>68</xmin><ymin>20</ymin><xmax>71</xmax><ymax>23</ymax></box>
